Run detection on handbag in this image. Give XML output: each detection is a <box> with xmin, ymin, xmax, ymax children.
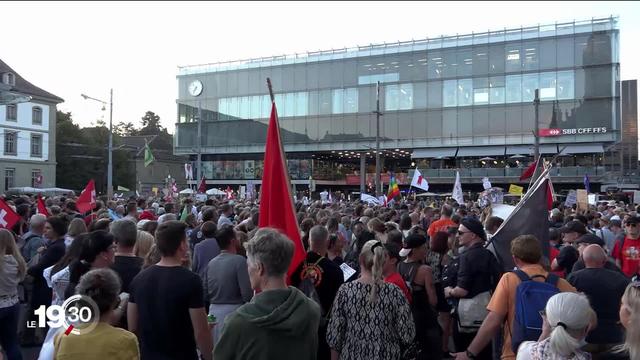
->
<box><xmin>456</xmin><ymin>290</ymin><xmax>491</xmax><ymax>333</ymax></box>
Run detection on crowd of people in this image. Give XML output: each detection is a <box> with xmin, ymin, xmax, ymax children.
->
<box><xmin>0</xmin><ymin>192</ymin><xmax>638</xmax><ymax>360</ymax></box>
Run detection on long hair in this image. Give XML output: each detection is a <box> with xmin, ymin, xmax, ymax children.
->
<box><xmin>545</xmin><ymin>292</ymin><xmax>595</xmax><ymax>357</ymax></box>
<box><xmin>617</xmin><ymin>283</ymin><xmax>640</xmax><ymax>360</ymax></box>
<box><xmin>134</xmin><ymin>230</ymin><xmax>155</xmax><ymax>259</ymax></box>
<box><xmin>0</xmin><ymin>229</ymin><xmax>26</xmax><ymax>280</ymax></box>
<box><xmin>67</xmin><ymin>218</ymin><xmax>88</xmax><ymax>238</ymax></box>
<box><xmin>359</xmin><ymin>240</ymin><xmax>388</xmax><ymax>303</ymax></box>
<box><xmin>68</xmin><ymin>231</ymin><xmax>114</xmax><ymax>285</ymax></box>
<box><xmin>51</xmin><ymin>233</ymin><xmax>89</xmax><ymax>276</ymax></box>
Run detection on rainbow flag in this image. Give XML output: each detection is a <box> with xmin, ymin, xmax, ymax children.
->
<box><xmin>386</xmin><ymin>175</ymin><xmax>400</xmax><ymax>202</ymax></box>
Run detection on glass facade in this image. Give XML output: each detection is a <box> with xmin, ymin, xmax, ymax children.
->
<box><xmin>176</xmin><ymin>17</ymin><xmax>620</xmax><ymax>160</ymax></box>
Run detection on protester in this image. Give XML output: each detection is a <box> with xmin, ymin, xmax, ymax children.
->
<box><xmin>140</xmin><ymin>220</ymin><xmax>158</xmax><ymax>237</ymax></box>
<box><xmin>292</xmin><ymin>225</ymin><xmax>344</xmax><ymax>360</ymax></box>
<box><xmin>445</xmin><ymin>217</ymin><xmax>501</xmax><ymax>360</ymax></box>
<box><xmin>428</xmin><ymin>231</ymin><xmax>454</xmax><ymax>357</ymax></box>
<box><xmin>20</xmin><ymin>214</ymin><xmax>46</xmax><ymax>263</ymax></box>
<box><xmin>188</xmin><ymin>208</ymin><xmax>217</xmax><ymax>253</ymax></box>
<box><xmin>429</xmin><ymin>205</ymin><xmax>455</xmax><ymax>238</ymax></box>
<box><xmin>383</xmin><ymin>242</ymin><xmax>412</xmax><ymax>303</ymax></box>
<box><xmin>0</xmin><ymin>229</ymin><xmax>27</xmax><ymax>360</ymax></box>
<box><xmin>133</xmin><ymin>230</ymin><xmax>154</xmax><ymax>259</ymax></box>
<box><xmin>64</xmin><ymin>230</ymin><xmax>117</xmax><ymax>299</ymax></box>
<box><xmin>109</xmin><ymin>219</ymin><xmax>142</xmax><ymax>295</ymax></box>
<box><xmin>605</xmin><ymin>282</ymin><xmax>640</xmax><ymax>359</ymax></box>
<box><xmin>612</xmin><ymin>215</ymin><xmax>640</xmax><ymax>279</ymax></box>
<box><xmin>203</xmin><ymin>224</ymin><xmax>252</xmax><ymax>345</ymax></box>
<box><xmin>567</xmin><ymin>244</ymin><xmax>630</xmax><ymax>356</ymax></box>
<box><xmin>452</xmin><ymin>235</ymin><xmax>576</xmax><ymax>360</ymax></box>
<box><xmin>399</xmin><ymin>233</ymin><xmax>441</xmax><ymax>360</ymax></box>
<box><xmin>128</xmin><ymin>220</ymin><xmax>212</xmax><ymax>360</ymax></box>
<box><xmin>214</xmin><ymin>228</ymin><xmax>321</xmax><ymax>359</ymax></box>
<box><xmin>217</xmin><ymin>203</ymin><xmax>233</xmax><ymax>228</ymax></box>
<box><xmin>65</xmin><ymin>218</ymin><xmax>87</xmax><ymax>247</ymax></box>
<box><xmin>327</xmin><ymin>233</ymin><xmax>345</xmax><ymax>265</ymax></box>
<box><xmin>552</xmin><ymin>220</ymin><xmax>587</xmax><ymax>277</ymax></box>
<box><xmin>53</xmin><ymin>268</ymin><xmax>139</xmax><ymax>359</ymax></box>
<box><xmin>327</xmin><ymin>240</ymin><xmax>415</xmax><ymax>359</ymax></box>
<box><xmin>516</xmin><ymin>292</ymin><xmax>595</xmax><ymax>360</ymax></box>
<box><xmin>191</xmin><ymin>221</ymin><xmax>219</xmax><ymax>279</ymax></box>
<box><xmin>571</xmin><ymin>233</ymin><xmax>621</xmax><ymax>273</ymax></box>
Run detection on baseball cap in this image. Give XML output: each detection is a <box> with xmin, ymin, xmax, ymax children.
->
<box><xmin>560</xmin><ymin>220</ymin><xmax>588</xmax><ymax>235</ymax></box>
<box><xmin>625</xmin><ymin>216</ymin><xmax>640</xmax><ymax>225</ymax></box>
<box><xmin>575</xmin><ymin>233</ymin><xmax>605</xmax><ymax>247</ymax></box>
<box><xmin>399</xmin><ymin>233</ymin><xmax>427</xmax><ymax>257</ymax></box>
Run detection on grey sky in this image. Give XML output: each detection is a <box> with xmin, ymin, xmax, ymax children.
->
<box><xmin>1</xmin><ymin>1</ymin><xmax>638</xmax><ymax>132</ymax></box>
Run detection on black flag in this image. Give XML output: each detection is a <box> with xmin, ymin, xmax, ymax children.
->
<box><xmin>487</xmin><ymin>171</ymin><xmax>550</xmax><ymax>271</ymax></box>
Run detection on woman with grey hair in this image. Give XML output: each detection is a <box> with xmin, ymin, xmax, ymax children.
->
<box><xmin>516</xmin><ymin>292</ymin><xmax>596</xmax><ymax>360</ymax></box>
<box><xmin>53</xmin><ymin>268</ymin><xmax>139</xmax><ymax>359</ymax></box>
<box><xmin>214</xmin><ymin>228</ymin><xmax>321</xmax><ymax>359</ymax></box>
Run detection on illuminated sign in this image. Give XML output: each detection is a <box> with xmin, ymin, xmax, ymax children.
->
<box><xmin>538</xmin><ymin>127</ymin><xmax>608</xmax><ymax>137</ymax></box>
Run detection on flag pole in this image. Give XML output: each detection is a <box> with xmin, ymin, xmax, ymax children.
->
<box><xmin>267</xmin><ymin>78</ymin><xmax>275</xmax><ymax>102</ymax></box>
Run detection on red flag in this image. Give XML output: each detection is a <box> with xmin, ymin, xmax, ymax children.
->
<box><xmin>546</xmin><ymin>179</ymin><xmax>556</xmax><ymax>210</ymax></box>
<box><xmin>198</xmin><ymin>176</ymin><xmax>207</xmax><ymax>194</ymax></box>
<box><xmin>519</xmin><ymin>157</ymin><xmax>540</xmax><ymax>181</ymax></box>
<box><xmin>0</xmin><ymin>199</ymin><xmax>20</xmax><ymax>229</ymax></box>
<box><xmin>76</xmin><ymin>179</ymin><xmax>96</xmax><ymax>214</ymax></box>
<box><xmin>37</xmin><ymin>195</ymin><xmax>50</xmax><ymax>217</ymax></box>
<box><xmin>259</xmin><ymin>102</ymin><xmax>305</xmax><ymax>279</ymax></box>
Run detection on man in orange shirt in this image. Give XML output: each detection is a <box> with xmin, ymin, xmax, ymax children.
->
<box><xmin>452</xmin><ymin>235</ymin><xmax>576</xmax><ymax>360</ymax></box>
<box><xmin>428</xmin><ymin>205</ymin><xmax>455</xmax><ymax>238</ymax></box>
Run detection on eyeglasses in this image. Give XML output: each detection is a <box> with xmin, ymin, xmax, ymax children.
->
<box><xmin>626</xmin><ymin>223</ymin><xmax>638</xmax><ymax>227</ymax></box>
<box><xmin>458</xmin><ymin>230</ymin><xmax>471</xmax><ymax>236</ymax></box>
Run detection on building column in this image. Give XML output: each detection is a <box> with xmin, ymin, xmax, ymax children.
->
<box><xmin>360</xmin><ymin>152</ymin><xmax>366</xmax><ymax>194</ymax></box>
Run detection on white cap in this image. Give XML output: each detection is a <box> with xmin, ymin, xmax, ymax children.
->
<box><xmin>399</xmin><ymin>248</ymin><xmax>412</xmax><ymax>257</ymax></box>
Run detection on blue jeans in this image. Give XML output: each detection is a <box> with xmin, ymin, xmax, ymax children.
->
<box><xmin>0</xmin><ymin>303</ymin><xmax>22</xmax><ymax>360</ymax></box>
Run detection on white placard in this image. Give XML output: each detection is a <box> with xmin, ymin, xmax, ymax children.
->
<box><xmin>339</xmin><ymin>263</ymin><xmax>357</xmax><ymax>282</ymax></box>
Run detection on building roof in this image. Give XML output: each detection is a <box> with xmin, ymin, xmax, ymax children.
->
<box><xmin>119</xmin><ymin>134</ymin><xmax>187</xmax><ymax>162</ymax></box>
<box><xmin>0</xmin><ymin>58</ymin><xmax>64</xmax><ymax>103</ymax></box>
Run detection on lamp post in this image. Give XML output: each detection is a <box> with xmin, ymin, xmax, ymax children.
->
<box><xmin>81</xmin><ymin>89</ymin><xmax>113</xmax><ymax>198</ymax></box>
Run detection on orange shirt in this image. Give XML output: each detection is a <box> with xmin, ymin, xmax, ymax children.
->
<box><xmin>486</xmin><ymin>264</ymin><xmax>576</xmax><ymax>360</ymax></box>
<box><xmin>427</xmin><ymin>218</ymin><xmax>455</xmax><ymax>238</ymax></box>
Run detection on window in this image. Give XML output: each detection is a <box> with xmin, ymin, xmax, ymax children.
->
<box><xmin>457</xmin><ymin>79</ymin><xmax>473</xmax><ymax>106</ymax></box>
<box><xmin>32</xmin><ymin>106</ymin><xmax>43</xmax><ymax>125</ymax></box>
<box><xmin>539</xmin><ymin>72</ymin><xmax>556</xmax><ymax>100</ymax></box>
<box><xmin>385</xmin><ymin>83</ymin><xmax>413</xmax><ymax>111</ymax></box>
<box><xmin>3</xmin><ymin>73</ymin><xmax>15</xmax><ymax>86</ymax></box>
<box><xmin>31</xmin><ymin>170</ymin><xmax>42</xmax><ymax>188</ymax></box>
<box><xmin>358</xmin><ymin>73</ymin><xmax>399</xmax><ymax>85</ymax></box>
<box><xmin>473</xmin><ymin>78</ymin><xmax>489</xmax><ymax>105</ymax></box>
<box><xmin>505</xmin><ymin>44</ymin><xmax>522</xmax><ymax>72</ymax></box>
<box><xmin>489</xmin><ymin>76</ymin><xmax>506</xmax><ymax>104</ymax></box>
<box><xmin>332</xmin><ymin>89</ymin><xmax>344</xmax><ymax>114</ymax></box>
<box><xmin>343</xmin><ymin>88</ymin><xmax>358</xmax><ymax>113</ymax></box>
<box><xmin>506</xmin><ymin>75</ymin><xmax>522</xmax><ymax>103</ymax></box>
<box><xmin>522</xmin><ymin>73</ymin><xmax>539</xmax><ymax>102</ymax></box>
<box><xmin>6</xmin><ymin>104</ymin><xmax>17</xmax><ymax>121</ymax></box>
<box><xmin>31</xmin><ymin>133</ymin><xmax>42</xmax><ymax>157</ymax></box>
<box><xmin>443</xmin><ymin>80</ymin><xmax>457</xmax><ymax>107</ymax></box>
<box><xmin>4</xmin><ymin>168</ymin><xmax>15</xmax><ymax>191</ymax></box>
<box><xmin>4</xmin><ymin>131</ymin><xmax>16</xmax><ymax>155</ymax></box>
<box><xmin>294</xmin><ymin>92</ymin><xmax>309</xmax><ymax>116</ymax></box>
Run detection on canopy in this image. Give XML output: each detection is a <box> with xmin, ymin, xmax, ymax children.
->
<box><xmin>411</xmin><ymin>147</ymin><xmax>458</xmax><ymax>159</ymax></box>
<box><xmin>7</xmin><ymin>187</ymin><xmax>46</xmax><ymax>194</ymax></box>
<box><xmin>179</xmin><ymin>188</ymin><xmax>195</xmax><ymax>195</ymax></box>
<box><xmin>457</xmin><ymin>146</ymin><xmax>505</xmax><ymax>157</ymax></box>
<box><xmin>206</xmin><ymin>188</ymin><xmax>225</xmax><ymax>196</ymax></box>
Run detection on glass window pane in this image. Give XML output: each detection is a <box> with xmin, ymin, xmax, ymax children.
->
<box><xmin>458</xmin><ymin>79</ymin><xmax>473</xmax><ymax>107</ymax></box>
<box><xmin>332</xmin><ymin>89</ymin><xmax>344</xmax><ymax>114</ymax></box>
<box><xmin>490</xmin><ymin>76</ymin><xmax>506</xmax><ymax>104</ymax></box>
<box><xmin>473</xmin><ymin>78</ymin><xmax>488</xmax><ymax>105</ymax></box>
<box><xmin>240</xmin><ymin>96</ymin><xmax>250</xmax><ymax>118</ymax></box>
<box><xmin>506</xmin><ymin>75</ymin><xmax>522</xmax><ymax>103</ymax></box>
<box><xmin>427</xmin><ymin>81</ymin><xmax>442</xmax><ymax>108</ymax></box>
<box><xmin>295</xmin><ymin>92</ymin><xmax>308</xmax><ymax>116</ymax></box>
<box><xmin>556</xmin><ymin>70</ymin><xmax>574</xmax><ymax>100</ymax></box>
<box><xmin>228</xmin><ymin>97</ymin><xmax>239</xmax><ymax>118</ymax></box>
<box><xmin>473</xmin><ymin>46</ymin><xmax>489</xmax><ymax>76</ymax></box>
<box><xmin>319</xmin><ymin>90</ymin><xmax>332</xmax><ymax>115</ymax></box>
<box><xmin>414</xmin><ymin>82</ymin><xmax>427</xmax><ymax>109</ymax></box>
<box><xmin>457</xmin><ymin>49</ymin><xmax>473</xmax><ymax>77</ymax></box>
<box><xmin>385</xmin><ymin>84</ymin><xmax>399</xmax><ymax>111</ymax></box>
<box><xmin>308</xmin><ymin>91</ymin><xmax>318</xmax><ymax>116</ymax></box>
<box><xmin>557</xmin><ymin>37</ymin><xmax>574</xmax><ymax>68</ymax></box>
<box><xmin>442</xmin><ymin>50</ymin><xmax>457</xmax><ymax>78</ymax></box>
<box><xmin>539</xmin><ymin>72</ymin><xmax>556</xmax><ymax>100</ymax></box>
<box><xmin>505</xmin><ymin>43</ymin><xmax>522</xmax><ymax>72</ymax></box>
<box><xmin>262</xmin><ymin>95</ymin><xmax>271</xmax><ymax>118</ymax></box>
<box><xmin>522</xmin><ymin>73</ymin><xmax>539</xmax><ymax>102</ymax></box>
<box><xmin>489</xmin><ymin>45</ymin><xmax>505</xmax><ymax>74</ymax></box>
<box><xmin>250</xmin><ymin>95</ymin><xmax>260</xmax><ymax>118</ymax></box>
<box><xmin>344</xmin><ymin>88</ymin><xmax>358</xmax><ymax>113</ymax></box>
<box><xmin>399</xmin><ymin>83</ymin><xmax>413</xmax><ymax>110</ymax></box>
<box><xmin>523</xmin><ymin>41</ymin><xmax>539</xmax><ymax>71</ymax></box>
<box><xmin>285</xmin><ymin>93</ymin><xmax>295</xmax><ymax>117</ymax></box>
<box><xmin>443</xmin><ymin>80</ymin><xmax>457</xmax><ymax>107</ymax></box>
<box><xmin>539</xmin><ymin>39</ymin><xmax>556</xmax><ymax>70</ymax></box>
<box><xmin>274</xmin><ymin>94</ymin><xmax>284</xmax><ymax>116</ymax></box>
<box><xmin>428</xmin><ymin>51</ymin><xmax>444</xmax><ymax>79</ymax></box>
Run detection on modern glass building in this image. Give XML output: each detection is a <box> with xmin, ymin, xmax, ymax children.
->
<box><xmin>175</xmin><ymin>16</ymin><xmax>631</xmax><ymax>192</ymax></box>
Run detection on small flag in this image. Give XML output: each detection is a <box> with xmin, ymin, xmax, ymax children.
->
<box><xmin>117</xmin><ymin>185</ymin><xmax>130</xmax><ymax>192</ymax></box>
<box><xmin>37</xmin><ymin>195</ymin><xmax>49</xmax><ymax>217</ymax></box>
<box><xmin>452</xmin><ymin>171</ymin><xmax>464</xmax><ymax>205</ymax></box>
<box><xmin>198</xmin><ymin>175</ymin><xmax>207</xmax><ymax>193</ymax></box>
<box><xmin>583</xmin><ymin>174</ymin><xmax>591</xmax><ymax>194</ymax></box>
<box><xmin>386</xmin><ymin>175</ymin><xmax>400</xmax><ymax>202</ymax></box>
<box><xmin>508</xmin><ymin>184</ymin><xmax>524</xmax><ymax>195</ymax></box>
<box><xmin>144</xmin><ymin>141</ymin><xmax>155</xmax><ymax>167</ymax></box>
<box><xmin>410</xmin><ymin>168</ymin><xmax>429</xmax><ymax>191</ymax></box>
<box><xmin>76</xmin><ymin>179</ymin><xmax>96</xmax><ymax>213</ymax></box>
<box><xmin>0</xmin><ymin>198</ymin><xmax>20</xmax><ymax>229</ymax></box>
<box><xmin>180</xmin><ymin>205</ymin><xmax>189</xmax><ymax>221</ymax></box>
<box><xmin>519</xmin><ymin>157</ymin><xmax>540</xmax><ymax>181</ymax></box>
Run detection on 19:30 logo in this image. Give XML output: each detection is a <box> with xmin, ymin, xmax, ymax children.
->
<box><xmin>28</xmin><ymin>295</ymin><xmax>100</xmax><ymax>336</ymax></box>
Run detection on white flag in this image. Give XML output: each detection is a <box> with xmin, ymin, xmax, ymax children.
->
<box><xmin>184</xmin><ymin>164</ymin><xmax>193</xmax><ymax>180</ymax></box>
<box><xmin>410</xmin><ymin>168</ymin><xmax>429</xmax><ymax>191</ymax></box>
<box><xmin>360</xmin><ymin>193</ymin><xmax>381</xmax><ymax>205</ymax></box>
<box><xmin>482</xmin><ymin>177</ymin><xmax>492</xmax><ymax>190</ymax></box>
<box><xmin>452</xmin><ymin>171</ymin><xmax>464</xmax><ymax>205</ymax></box>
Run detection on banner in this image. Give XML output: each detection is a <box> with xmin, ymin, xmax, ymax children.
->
<box><xmin>482</xmin><ymin>177</ymin><xmax>492</xmax><ymax>190</ymax></box>
<box><xmin>565</xmin><ymin>190</ymin><xmax>577</xmax><ymax>207</ymax></box>
<box><xmin>577</xmin><ymin>189</ymin><xmax>589</xmax><ymax>211</ymax></box>
<box><xmin>452</xmin><ymin>171</ymin><xmax>464</xmax><ymax>205</ymax></box>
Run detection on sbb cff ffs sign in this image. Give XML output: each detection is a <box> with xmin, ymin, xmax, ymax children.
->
<box><xmin>538</xmin><ymin>127</ymin><xmax>608</xmax><ymax>137</ymax></box>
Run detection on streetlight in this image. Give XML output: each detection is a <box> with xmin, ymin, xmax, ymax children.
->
<box><xmin>81</xmin><ymin>89</ymin><xmax>113</xmax><ymax>198</ymax></box>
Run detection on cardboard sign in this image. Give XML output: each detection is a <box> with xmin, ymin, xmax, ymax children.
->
<box><xmin>565</xmin><ymin>190</ymin><xmax>577</xmax><ymax>207</ymax></box>
<box><xmin>577</xmin><ymin>189</ymin><xmax>588</xmax><ymax>211</ymax></box>
<box><xmin>508</xmin><ymin>184</ymin><xmax>524</xmax><ymax>195</ymax></box>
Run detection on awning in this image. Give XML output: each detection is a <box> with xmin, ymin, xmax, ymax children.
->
<box><xmin>539</xmin><ymin>144</ymin><xmax>559</xmax><ymax>154</ymax></box>
<box><xmin>506</xmin><ymin>145</ymin><xmax>533</xmax><ymax>155</ymax></box>
<box><xmin>456</xmin><ymin>146</ymin><xmax>506</xmax><ymax>157</ymax></box>
<box><xmin>412</xmin><ymin>147</ymin><xmax>457</xmax><ymax>159</ymax></box>
<box><xmin>559</xmin><ymin>144</ymin><xmax>604</xmax><ymax>155</ymax></box>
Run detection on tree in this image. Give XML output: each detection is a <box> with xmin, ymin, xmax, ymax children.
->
<box><xmin>113</xmin><ymin>121</ymin><xmax>138</xmax><ymax>136</ymax></box>
<box><xmin>140</xmin><ymin>111</ymin><xmax>163</xmax><ymax>133</ymax></box>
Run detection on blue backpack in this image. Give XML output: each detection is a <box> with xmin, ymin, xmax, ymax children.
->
<box><xmin>510</xmin><ymin>270</ymin><xmax>560</xmax><ymax>353</ymax></box>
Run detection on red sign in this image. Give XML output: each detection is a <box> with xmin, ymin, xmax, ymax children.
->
<box><xmin>538</xmin><ymin>128</ymin><xmax>562</xmax><ymax>137</ymax></box>
<box><xmin>539</xmin><ymin>127</ymin><xmax>608</xmax><ymax>137</ymax></box>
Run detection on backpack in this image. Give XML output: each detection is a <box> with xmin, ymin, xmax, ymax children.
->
<box><xmin>510</xmin><ymin>270</ymin><xmax>560</xmax><ymax>353</ymax></box>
